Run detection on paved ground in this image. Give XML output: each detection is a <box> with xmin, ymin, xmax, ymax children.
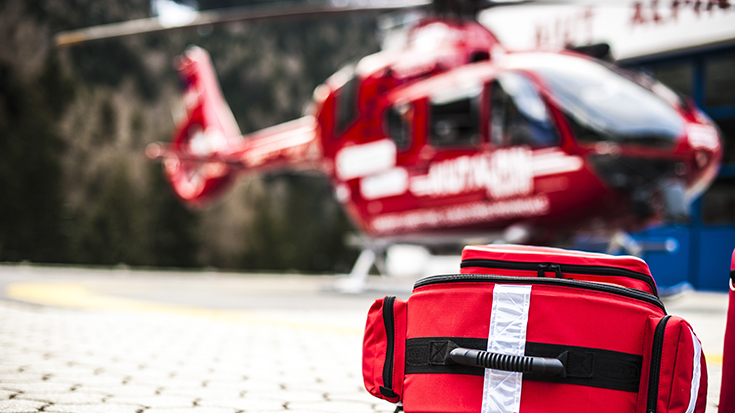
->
<box><xmin>0</xmin><ymin>263</ymin><xmax>728</xmax><ymax>412</ymax></box>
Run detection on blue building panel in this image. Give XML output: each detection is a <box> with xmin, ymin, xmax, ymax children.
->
<box><xmin>696</xmin><ymin>227</ymin><xmax>735</xmax><ymax>291</ymax></box>
<box><xmin>635</xmin><ymin>226</ymin><xmax>691</xmax><ymax>288</ymax></box>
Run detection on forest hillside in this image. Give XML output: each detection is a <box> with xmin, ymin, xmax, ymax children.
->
<box><xmin>0</xmin><ymin>0</ymin><xmax>382</xmax><ymax>272</ymax></box>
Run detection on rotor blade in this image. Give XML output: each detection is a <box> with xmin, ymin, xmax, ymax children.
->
<box><xmin>54</xmin><ymin>0</ymin><xmax>431</xmax><ymax>48</ymax></box>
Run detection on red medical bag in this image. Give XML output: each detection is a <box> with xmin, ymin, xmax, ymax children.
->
<box><xmin>363</xmin><ymin>245</ymin><xmax>708</xmax><ymax>413</ymax></box>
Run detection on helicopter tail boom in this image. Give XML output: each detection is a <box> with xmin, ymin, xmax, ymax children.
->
<box><xmin>237</xmin><ymin>116</ymin><xmax>321</xmax><ymax>172</ymax></box>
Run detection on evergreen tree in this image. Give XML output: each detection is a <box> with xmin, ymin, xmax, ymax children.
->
<box><xmin>0</xmin><ymin>60</ymin><xmax>69</xmax><ymax>263</ymax></box>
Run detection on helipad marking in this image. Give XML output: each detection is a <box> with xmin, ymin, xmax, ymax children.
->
<box><xmin>706</xmin><ymin>354</ymin><xmax>723</xmax><ymax>365</ymax></box>
<box><xmin>5</xmin><ymin>281</ymin><xmax>363</xmax><ymax>336</ymax></box>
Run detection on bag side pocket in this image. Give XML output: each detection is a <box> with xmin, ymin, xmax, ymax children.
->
<box><xmin>646</xmin><ymin>315</ymin><xmax>708</xmax><ymax>413</ymax></box>
<box><xmin>363</xmin><ymin>296</ymin><xmax>407</xmax><ymax>403</ymax></box>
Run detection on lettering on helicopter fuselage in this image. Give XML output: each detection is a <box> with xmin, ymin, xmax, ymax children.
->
<box><xmin>409</xmin><ymin>148</ymin><xmax>582</xmax><ymax>200</ymax></box>
<box><xmin>370</xmin><ymin>196</ymin><xmax>551</xmax><ymax>234</ymax></box>
<box><xmin>410</xmin><ymin>147</ymin><xmax>534</xmax><ymax>199</ymax></box>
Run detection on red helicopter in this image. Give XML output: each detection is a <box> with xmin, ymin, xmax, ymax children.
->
<box><xmin>56</xmin><ymin>0</ymin><xmax>722</xmax><ymax>283</ymax></box>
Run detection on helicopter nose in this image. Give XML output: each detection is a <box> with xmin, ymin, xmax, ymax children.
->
<box><xmin>588</xmin><ymin>154</ymin><xmax>689</xmax><ymax>221</ymax></box>
<box><xmin>631</xmin><ymin>178</ymin><xmax>689</xmax><ymax>223</ymax></box>
<box><xmin>660</xmin><ymin>180</ymin><xmax>689</xmax><ymax>222</ymax></box>
<box><xmin>588</xmin><ymin>155</ymin><xmax>677</xmax><ymax>193</ymax></box>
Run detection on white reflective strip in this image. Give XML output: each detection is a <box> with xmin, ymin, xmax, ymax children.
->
<box><xmin>685</xmin><ymin>327</ymin><xmax>703</xmax><ymax>413</ymax></box>
<box><xmin>482</xmin><ymin>284</ymin><xmax>532</xmax><ymax>413</ymax></box>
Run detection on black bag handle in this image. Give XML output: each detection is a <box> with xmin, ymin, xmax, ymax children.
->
<box><xmin>537</xmin><ymin>263</ymin><xmax>563</xmax><ymax>278</ymax></box>
<box><xmin>449</xmin><ymin>347</ymin><xmax>565</xmax><ymax>376</ymax></box>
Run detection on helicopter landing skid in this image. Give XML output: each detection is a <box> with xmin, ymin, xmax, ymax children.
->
<box><xmin>572</xmin><ymin>230</ymin><xmax>679</xmax><ymax>258</ymax></box>
<box><xmin>333</xmin><ymin>249</ymin><xmax>372</xmax><ymax>294</ymax></box>
<box><xmin>607</xmin><ymin>231</ymin><xmax>644</xmax><ymax>257</ymax></box>
<box><xmin>332</xmin><ymin>230</ymin><xmax>522</xmax><ymax>294</ymax></box>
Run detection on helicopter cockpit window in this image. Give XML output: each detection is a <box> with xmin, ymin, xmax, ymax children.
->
<box><xmin>384</xmin><ymin>104</ymin><xmax>412</xmax><ymax>151</ymax></box>
<box><xmin>334</xmin><ymin>67</ymin><xmax>359</xmax><ymax>136</ymax></box>
<box><xmin>429</xmin><ymin>84</ymin><xmax>481</xmax><ymax>147</ymax></box>
<box><xmin>506</xmin><ymin>53</ymin><xmax>685</xmax><ymax>148</ymax></box>
<box><xmin>490</xmin><ymin>72</ymin><xmax>559</xmax><ymax>148</ymax></box>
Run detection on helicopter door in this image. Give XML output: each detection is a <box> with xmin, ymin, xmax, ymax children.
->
<box><xmin>490</xmin><ymin>72</ymin><xmax>559</xmax><ymax>148</ymax></box>
<box><xmin>428</xmin><ymin>83</ymin><xmax>482</xmax><ymax>150</ymax></box>
<box><xmin>404</xmin><ymin>84</ymin><xmax>487</xmax><ymax>200</ymax></box>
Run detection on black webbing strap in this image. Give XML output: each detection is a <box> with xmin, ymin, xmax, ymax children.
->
<box><xmin>405</xmin><ymin>337</ymin><xmax>643</xmax><ymax>393</ymax></box>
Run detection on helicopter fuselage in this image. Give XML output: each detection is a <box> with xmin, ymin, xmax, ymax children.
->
<box><xmin>155</xmin><ymin>18</ymin><xmax>722</xmax><ymax>245</ymax></box>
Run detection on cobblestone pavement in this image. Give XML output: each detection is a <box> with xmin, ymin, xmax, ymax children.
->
<box><xmin>0</xmin><ymin>264</ymin><xmax>728</xmax><ymax>412</ymax></box>
<box><xmin>0</xmin><ymin>266</ymin><xmax>397</xmax><ymax>413</ymax></box>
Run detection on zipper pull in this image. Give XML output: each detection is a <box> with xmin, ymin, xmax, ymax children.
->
<box><xmin>537</xmin><ymin>263</ymin><xmax>563</xmax><ymax>278</ymax></box>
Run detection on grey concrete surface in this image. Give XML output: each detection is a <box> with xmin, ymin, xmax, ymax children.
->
<box><xmin>0</xmin><ymin>263</ymin><xmax>728</xmax><ymax>412</ymax></box>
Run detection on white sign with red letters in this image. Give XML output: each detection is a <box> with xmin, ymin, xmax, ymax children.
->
<box><xmin>479</xmin><ymin>1</ymin><xmax>735</xmax><ymax>61</ymax></box>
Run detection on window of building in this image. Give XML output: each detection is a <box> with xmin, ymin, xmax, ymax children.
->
<box><xmin>714</xmin><ymin>117</ymin><xmax>735</xmax><ymax>164</ymax></box>
<box><xmin>651</xmin><ymin>62</ymin><xmax>693</xmax><ymax>98</ymax></box>
<box><xmin>490</xmin><ymin>72</ymin><xmax>559</xmax><ymax>148</ymax></box>
<box><xmin>702</xmin><ymin>177</ymin><xmax>735</xmax><ymax>225</ymax></box>
<box><xmin>705</xmin><ymin>53</ymin><xmax>735</xmax><ymax>107</ymax></box>
<box><xmin>384</xmin><ymin>103</ymin><xmax>412</xmax><ymax>151</ymax></box>
<box><xmin>429</xmin><ymin>84</ymin><xmax>481</xmax><ymax>147</ymax></box>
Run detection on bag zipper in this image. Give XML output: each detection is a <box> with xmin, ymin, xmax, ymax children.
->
<box><xmin>461</xmin><ymin>258</ymin><xmax>658</xmax><ymax>296</ymax></box>
<box><xmin>414</xmin><ymin>274</ymin><xmax>666</xmax><ymax>313</ymax></box>
<box><xmin>647</xmin><ymin>315</ymin><xmax>671</xmax><ymax>413</ymax></box>
<box><xmin>380</xmin><ymin>296</ymin><xmax>398</xmax><ymax>399</ymax></box>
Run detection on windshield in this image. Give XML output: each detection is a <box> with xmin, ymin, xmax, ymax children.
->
<box><xmin>506</xmin><ymin>54</ymin><xmax>685</xmax><ymax>147</ymax></box>
<box><xmin>491</xmin><ymin>72</ymin><xmax>559</xmax><ymax>148</ymax></box>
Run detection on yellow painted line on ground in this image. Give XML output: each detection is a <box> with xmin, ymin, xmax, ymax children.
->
<box><xmin>6</xmin><ymin>282</ymin><xmax>724</xmax><ymax>364</ymax></box>
<box><xmin>5</xmin><ymin>281</ymin><xmax>363</xmax><ymax>336</ymax></box>
<box><xmin>707</xmin><ymin>354</ymin><xmax>723</xmax><ymax>365</ymax></box>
